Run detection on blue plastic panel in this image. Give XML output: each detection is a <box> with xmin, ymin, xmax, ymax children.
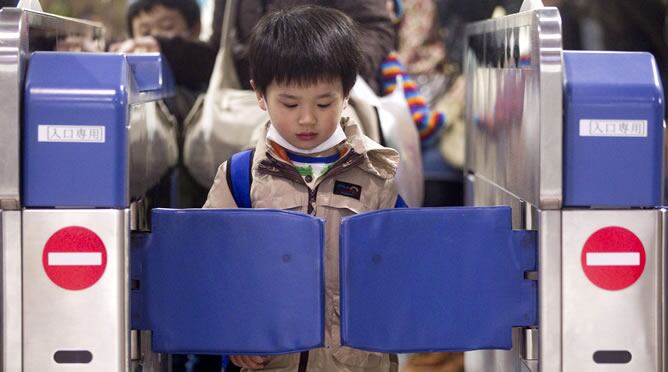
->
<box><xmin>563</xmin><ymin>51</ymin><xmax>664</xmax><ymax>208</ymax></box>
<box><xmin>23</xmin><ymin>52</ymin><xmax>174</xmax><ymax>208</ymax></box>
<box><xmin>340</xmin><ymin>206</ymin><xmax>537</xmax><ymax>352</ymax></box>
<box><xmin>133</xmin><ymin>209</ymin><xmax>325</xmax><ymax>354</ymax></box>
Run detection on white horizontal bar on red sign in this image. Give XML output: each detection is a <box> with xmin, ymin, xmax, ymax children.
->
<box><xmin>48</xmin><ymin>252</ymin><xmax>102</xmax><ymax>266</ymax></box>
<box><xmin>586</xmin><ymin>252</ymin><xmax>640</xmax><ymax>266</ymax></box>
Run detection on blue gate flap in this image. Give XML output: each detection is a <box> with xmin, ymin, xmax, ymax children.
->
<box><xmin>339</xmin><ymin>206</ymin><xmax>537</xmax><ymax>352</ymax></box>
<box><xmin>133</xmin><ymin>208</ymin><xmax>325</xmax><ymax>355</ymax></box>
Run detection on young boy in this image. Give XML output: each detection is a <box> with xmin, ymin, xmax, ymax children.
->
<box><xmin>204</xmin><ymin>5</ymin><xmax>401</xmax><ymax>372</ymax></box>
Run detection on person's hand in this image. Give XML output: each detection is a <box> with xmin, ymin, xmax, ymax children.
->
<box><xmin>229</xmin><ymin>355</ymin><xmax>271</xmax><ymax>369</ymax></box>
<box><xmin>109</xmin><ymin>36</ymin><xmax>161</xmax><ymax>54</ymax></box>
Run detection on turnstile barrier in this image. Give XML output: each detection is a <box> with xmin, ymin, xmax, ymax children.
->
<box><xmin>21</xmin><ymin>51</ymin><xmax>174</xmax><ymax>371</ymax></box>
<box><xmin>464</xmin><ymin>1</ymin><xmax>666</xmax><ymax>371</ymax></box>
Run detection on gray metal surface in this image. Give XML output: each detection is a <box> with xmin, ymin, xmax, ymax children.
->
<box><xmin>0</xmin><ymin>7</ymin><xmax>102</xmax><ymax>209</ymax></box>
<box><xmin>523</xmin><ymin>327</ymin><xmax>539</xmax><ymax>361</ymax></box>
<box><xmin>562</xmin><ymin>210</ymin><xmax>664</xmax><ymax>371</ymax></box>
<box><xmin>663</xmin><ymin>209</ymin><xmax>667</xmax><ymax>372</ymax></box>
<box><xmin>468</xmin><ymin>174</ymin><xmax>526</xmax><ymax>229</ymax></box>
<box><xmin>1</xmin><ymin>211</ymin><xmax>22</xmax><ymax>372</ymax></box>
<box><xmin>465</xmin><ymin>328</ymin><xmax>524</xmax><ymax>372</ymax></box>
<box><xmin>537</xmin><ymin>210</ymin><xmax>562</xmax><ymax>372</ymax></box>
<box><xmin>22</xmin><ymin>209</ymin><xmax>128</xmax><ymax>372</ymax></box>
<box><xmin>133</xmin><ymin>331</ymin><xmax>172</xmax><ymax>372</ymax></box>
<box><xmin>464</xmin><ymin>6</ymin><xmax>563</xmax><ymax>210</ymax></box>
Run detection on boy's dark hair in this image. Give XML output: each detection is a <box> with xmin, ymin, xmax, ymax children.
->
<box><xmin>126</xmin><ymin>0</ymin><xmax>200</xmax><ymax>37</ymax></box>
<box><xmin>249</xmin><ymin>5</ymin><xmax>362</xmax><ymax>96</ymax></box>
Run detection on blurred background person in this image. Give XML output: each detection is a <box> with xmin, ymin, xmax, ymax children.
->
<box><xmin>210</xmin><ymin>0</ymin><xmax>395</xmax><ymax>95</ymax></box>
<box><xmin>114</xmin><ymin>0</ymin><xmax>217</xmax><ymax>102</ymax></box>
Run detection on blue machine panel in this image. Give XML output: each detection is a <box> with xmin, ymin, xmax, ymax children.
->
<box><xmin>340</xmin><ymin>207</ymin><xmax>537</xmax><ymax>352</ymax></box>
<box><xmin>563</xmin><ymin>51</ymin><xmax>664</xmax><ymax>208</ymax></box>
<box><xmin>23</xmin><ymin>52</ymin><xmax>174</xmax><ymax>208</ymax></box>
<box><xmin>132</xmin><ymin>209</ymin><xmax>325</xmax><ymax>354</ymax></box>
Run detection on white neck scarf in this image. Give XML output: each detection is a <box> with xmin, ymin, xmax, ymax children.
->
<box><xmin>266</xmin><ymin>123</ymin><xmax>347</xmax><ymax>154</ymax></box>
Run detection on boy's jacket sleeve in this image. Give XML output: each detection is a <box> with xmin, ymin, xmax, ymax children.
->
<box><xmin>203</xmin><ymin>161</ymin><xmax>238</xmax><ymax>208</ymax></box>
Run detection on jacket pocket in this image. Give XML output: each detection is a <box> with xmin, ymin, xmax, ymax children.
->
<box><xmin>253</xmin><ymin>195</ymin><xmax>306</xmax><ymax>212</ymax></box>
<box><xmin>319</xmin><ymin>194</ymin><xmax>370</xmax><ymax>215</ymax></box>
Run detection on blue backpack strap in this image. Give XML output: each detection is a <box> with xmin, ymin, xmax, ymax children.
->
<box><xmin>394</xmin><ymin>195</ymin><xmax>408</xmax><ymax>208</ymax></box>
<box><xmin>226</xmin><ymin>149</ymin><xmax>254</xmax><ymax>208</ymax></box>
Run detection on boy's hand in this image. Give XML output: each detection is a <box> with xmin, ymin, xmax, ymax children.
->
<box><xmin>229</xmin><ymin>355</ymin><xmax>271</xmax><ymax>369</ymax></box>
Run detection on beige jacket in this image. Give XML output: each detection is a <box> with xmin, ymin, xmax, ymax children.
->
<box><xmin>204</xmin><ymin>119</ymin><xmax>400</xmax><ymax>371</ymax></box>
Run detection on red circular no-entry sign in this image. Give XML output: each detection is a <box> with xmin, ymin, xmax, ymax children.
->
<box><xmin>42</xmin><ymin>226</ymin><xmax>107</xmax><ymax>290</ymax></box>
<box><xmin>581</xmin><ymin>226</ymin><xmax>645</xmax><ymax>291</ymax></box>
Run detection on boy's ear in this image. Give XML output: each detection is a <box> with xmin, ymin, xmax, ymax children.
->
<box><xmin>251</xmin><ymin>80</ymin><xmax>267</xmax><ymax>111</ymax></box>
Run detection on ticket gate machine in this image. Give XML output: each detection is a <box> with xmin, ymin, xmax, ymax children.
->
<box><xmin>2</xmin><ymin>1</ymin><xmax>666</xmax><ymax>371</ymax></box>
<box><xmin>464</xmin><ymin>1</ymin><xmax>665</xmax><ymax>371</ymax></box>
<box><xmin>0</xmin><ymin>4</ymin><xmax>104</xmax><ymax>372</ymax></box>
<box><xmin>0</xmin><ymin>2</ymin><xmax>176</xmax><ymax>371</ymax></box>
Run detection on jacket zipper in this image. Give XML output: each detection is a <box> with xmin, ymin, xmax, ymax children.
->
<box><xmin>258</xmin><ymin>158</ymin><xmax>321</xmax><ymax>214</ymax></box>
<box><xmin>305</xmin><ymin>152</ymin><xmax>364</xmax><ymax>214</ymax></box>
<box><xmin>258</xmin><ymin>151</ymin><xmax>365</xmax><ymax>215</ymax></box>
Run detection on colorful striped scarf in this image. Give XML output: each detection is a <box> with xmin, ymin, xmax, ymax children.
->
<box><xmin>381</xmin><ymin>51</ymin><xmax>447</xmax><ymax>146</ymax></box>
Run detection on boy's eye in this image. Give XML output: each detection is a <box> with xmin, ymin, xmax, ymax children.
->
<box><xmin>283</xmin><ymin>103</ymin><xmax>298</xmax><ymax>109</ymax></box>
<box><xmin>318</xmin><ymin>103</ymin><xmax>333</xmax><ymax>108</ymax></box>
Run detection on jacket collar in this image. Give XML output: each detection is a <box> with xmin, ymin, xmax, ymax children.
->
<box><xmin>252</xmin><ymin>118</ymin><xmax>400</xmax><ymax>180</ymax></box>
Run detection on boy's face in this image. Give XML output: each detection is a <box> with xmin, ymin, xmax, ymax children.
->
<box><xmin>132</xmin><ymin>5</ymin><xmax>198</xmax><ymax>39</ymax></box>
<box><xmin>255</xmin><ymin>79</ymin><xmax>347</xmax><ymax>151</ymax></box>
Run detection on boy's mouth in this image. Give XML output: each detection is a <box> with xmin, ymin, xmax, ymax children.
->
<box><xmin>296</xmin><ymin>132</ymin><xmax>317</xmax><ymax>140</ymax></box>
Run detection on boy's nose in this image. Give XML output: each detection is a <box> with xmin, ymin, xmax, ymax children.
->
<box><xmin>298</xmin><ymin>109</ymin><xmax>316</xmax><ymax>126</ymax></box>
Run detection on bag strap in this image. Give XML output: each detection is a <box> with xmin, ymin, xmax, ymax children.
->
<box><xmin>394</xmin><ymin>195</ymin><xmax>408</xmax><ymax>208</ymax></box>
<box><xmin>226</xmin><ymin>149</ymin><xmax>254</xmax><ymax>208</ymax></box>
<box><xmin>217</xmin><ymin>0</ymin><xmax>241</xmax><ymax>89</ymax></box>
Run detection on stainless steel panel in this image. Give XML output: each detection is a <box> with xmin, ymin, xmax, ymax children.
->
<box><xmin>135</xmin><ymin>331</ymin><xmax>171</xmax><ymax>372</ymax></box>
<box><xmin>0</xmin><ymin>7</ymin><xmax>103</xmax><ymax>209</ymax></box>
<box><xmin>521</xmin><ymin>359</ymin><xmax>539</xmax><ymax>372</ymax></box>
<box><xmin>562</xmin><ymin>210</ymin><xmax>663</xmax><ymax>371</ymax></box>
<box><xmin>465</xmin><ymin>328</ymin><xmax>524</xmax><ymax>372</ymax></box>
<box><xmin>464</xmin><ymin>7</ymin><xmax>563</xmax><ymax>210</ymax></box>
<box><xmin>1</xmin><ymin>210</ymin><xmax>22</xmax><ymax>372</ymax></box>
<box><xmin>0</xmin><ymin>8</ymin><xmax>27</xmax><ymax>209</ymax></box>
<box><xmin>23</xmin><ymin>209</ymin><xmax>128</xmax><ymax>372</ymax></box>
<box><xmin>470</xmin><ymin>174</ymin><xmax>526</xmax><ymax>229</ymax></box>
<box><xmin>662</xmin><ymin>209</ymin><xmax>667</xmax><ymax>372</ymax></box>
<box><xmin>523</xmin><ymin>327</ymin><xmax>539</xmax><ymax>361</ymax></box>
<box><xmin>538</xmin><ymin>210</ymin><xmax>562</xmax><ymax>372</ymax></box>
